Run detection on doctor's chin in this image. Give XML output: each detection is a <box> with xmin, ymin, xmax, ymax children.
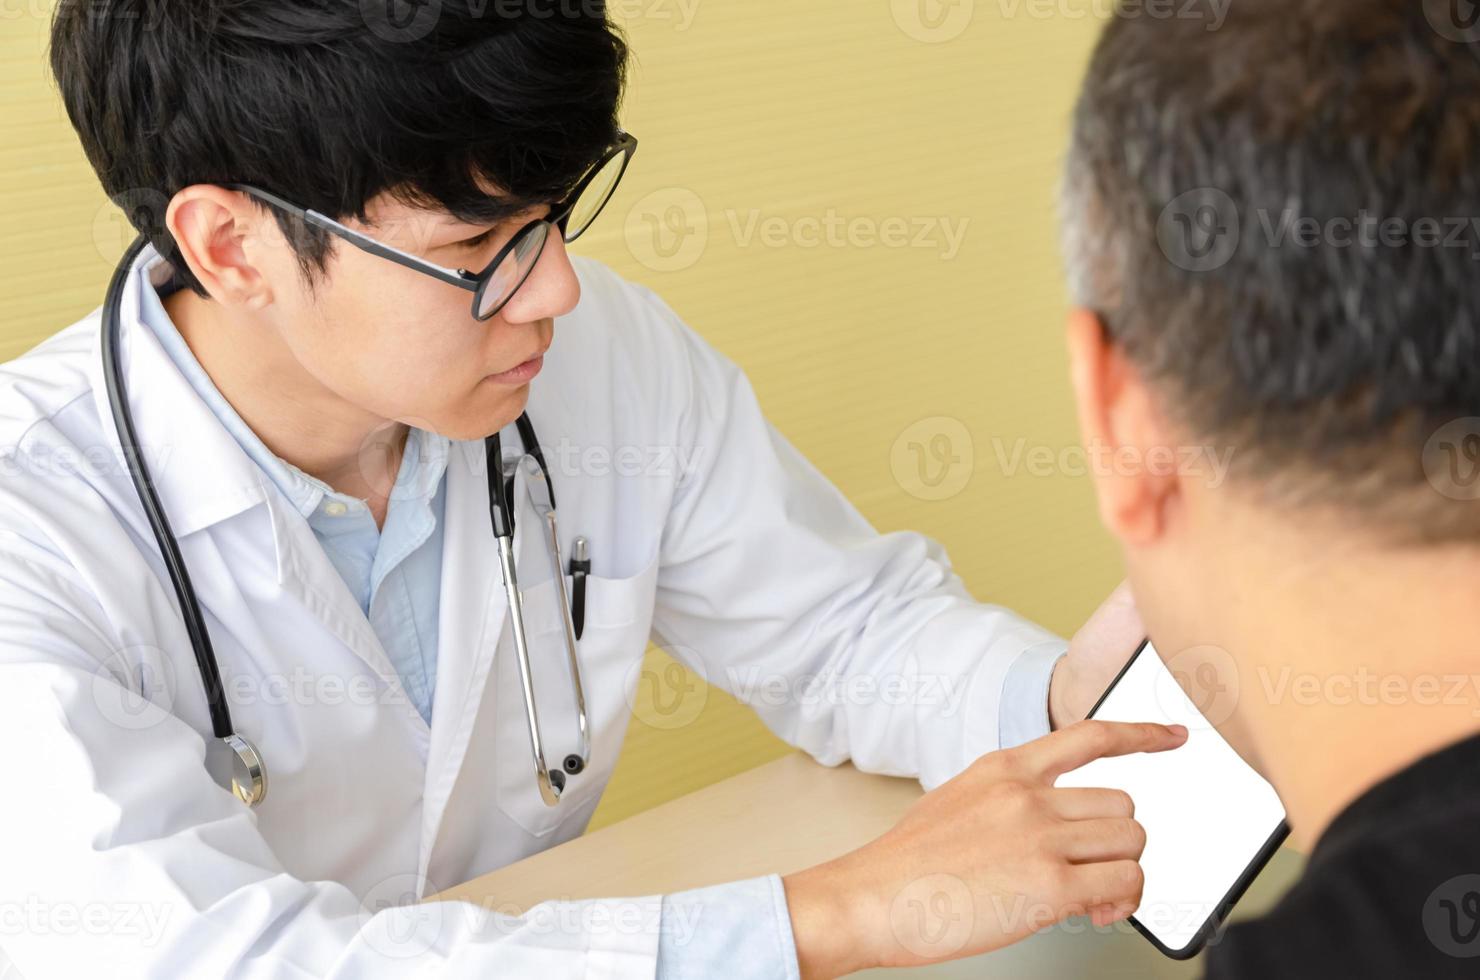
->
<box><xmin>1</xmin><ymin>0</ymin><xmax>1477</xmax><ymax>978</ymax></box>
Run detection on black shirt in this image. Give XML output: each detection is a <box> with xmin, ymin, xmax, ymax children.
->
<box><xmin>1203</xmin><ymin>730</ymin><xmax>1480</xmax><ymax>978</ymax></box>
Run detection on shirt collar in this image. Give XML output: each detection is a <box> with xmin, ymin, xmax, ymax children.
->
<box><xmin>134</xmin><ymin>248</ymin><xmax>451</xmax><ymax>522</ymax></box>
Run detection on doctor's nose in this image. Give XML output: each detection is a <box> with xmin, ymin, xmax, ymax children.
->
<box><xmin>497</xmin><ymin>228</ymin><xmax>581</xmax><ymax>325</ymax></box>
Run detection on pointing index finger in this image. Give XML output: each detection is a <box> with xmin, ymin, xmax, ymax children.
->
<box><xmin>1027</xmin><ymin>720</ymin><xmax>1189</xmax><ymax>782</ymax></box>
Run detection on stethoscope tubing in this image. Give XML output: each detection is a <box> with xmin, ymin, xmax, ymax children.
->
<box><xmin>101</xmin><ymin>234</ymin><xmax>584</xmax><ymax>810</ymax></box>
<box><xmin>103</xmin><ymin>234</ymin><xmax>236</xmax><ymax>742</ymax></box>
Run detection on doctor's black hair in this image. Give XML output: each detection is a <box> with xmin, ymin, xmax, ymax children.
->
<box><xmin>1060</xmin><ymin>0</ymin><xmax>1480</xmax><ymax>541</ymax></box>
<box><xmin>48</xmin><ymin>0</ymin><xmax>630</xmax><ymax>298</ymax></box>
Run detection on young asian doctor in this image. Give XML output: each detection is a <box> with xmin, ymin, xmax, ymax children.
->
<box><xmin>0</xmin><ymin>3</ymin><xmax>1186</xmax><ymax>978</ymax></box>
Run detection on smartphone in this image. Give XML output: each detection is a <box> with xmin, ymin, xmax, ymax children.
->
<box><xmin>1055</xmin><ymin>638</ymin><xmax>1289</xmax><ymax>959</ymax></box>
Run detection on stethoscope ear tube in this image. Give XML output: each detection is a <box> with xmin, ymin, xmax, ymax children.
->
<box><xmin>485</xmin><ymin>432</ymin><xmax>515</xmax><ymax>538</ymax></box>
<box><xmin>102</xmin><ymin>234</ymin><xmax>266</xmax><ymax>807</ymax></box>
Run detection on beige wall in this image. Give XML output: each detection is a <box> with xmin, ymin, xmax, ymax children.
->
<box><xmin>0</xmin><ymin>2</ymin><xmax>1120</xmax><ymax>831</ymax></box>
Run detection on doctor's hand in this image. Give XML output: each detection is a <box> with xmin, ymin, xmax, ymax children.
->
<box><xmin>781</xmin><ymin>719</ymin><xmax>1188</xmax><ymax>980</ymax></box>
<box><xmin>1049</xmin><ymin>581</ymin><xmax>1144</xmax><ymax>731</ymax></box>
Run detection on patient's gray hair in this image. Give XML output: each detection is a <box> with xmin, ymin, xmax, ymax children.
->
<box><xmin>1052</xmin><ymin>0</ymin><xmax>1480</xmax><ymax>542</ymax></box>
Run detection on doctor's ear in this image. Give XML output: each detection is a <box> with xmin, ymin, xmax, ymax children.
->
<box><xmin>1065</xmin><ymin>307</ymin><xmax>1181</xmax><ymax>547</ymax></box>
<box><xmin>165</xmin><ymin>185</ymin><xmax>279</xmax><ymax>310</ymax></box>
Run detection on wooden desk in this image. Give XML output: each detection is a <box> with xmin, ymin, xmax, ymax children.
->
<box><xmin>436</xmin><ymin>752</ymin><xmax>1304</xmax><ymax>978</ymax></box>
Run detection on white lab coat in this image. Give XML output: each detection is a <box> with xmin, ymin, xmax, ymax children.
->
<box><xmin>0</xmin><ymin>245</ymin><xmax>1062</xmax><ymax>978</ymax></box>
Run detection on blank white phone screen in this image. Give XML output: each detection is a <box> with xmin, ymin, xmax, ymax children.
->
<box><xmin>1054</xmin><ymin>641</ymin><xmax>1286</xmax><ymax>956</ymax></box>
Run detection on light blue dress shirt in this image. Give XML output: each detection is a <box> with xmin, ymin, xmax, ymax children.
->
<box><xmin>140</xmin><ymin>279</ymin><xmax>448</xmax><ymax>725</ymax></box>
<box><xmin>141</xmin><ymin>273</ymin><xmax>1065</xmax><ymax>977</ymax></box>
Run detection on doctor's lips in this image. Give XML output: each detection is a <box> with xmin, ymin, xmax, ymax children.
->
<box><xmin>486</xmin><ymin>347</ymin><xmax>549</xmax><ymax>385</ymax></box>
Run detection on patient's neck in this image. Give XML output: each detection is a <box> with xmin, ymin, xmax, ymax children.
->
<box><xmin>1201</xmin><ymin>519</ymin><xmax>1480</xmax><ymax>854</ymax></box>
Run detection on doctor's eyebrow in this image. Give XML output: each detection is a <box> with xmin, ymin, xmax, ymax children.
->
<box><xmin>371</xmin><ymin>200</ymin><xmax>555</xmax><ymax>240</ymax></box>
<box><xmin>358</xmin><ymin>186</ymin><xmax>546</xmax><ymax>234</ymax></box>
<box><xmin>442</xmin><ymin>202</ymin><xmax>557</xmax><ymax>240</ymax></box>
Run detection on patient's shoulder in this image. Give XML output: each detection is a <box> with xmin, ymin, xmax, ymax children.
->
<box><xmin>1204</xmin><ymin>794</ymin><xmax>1480</xmax><ymax>979</ymax></box>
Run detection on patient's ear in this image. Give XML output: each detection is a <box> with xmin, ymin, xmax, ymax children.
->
<box><xmin>1065</xmin><ymin>308</ymin><xmax>1179</xmax><ymax>546</ymax></box>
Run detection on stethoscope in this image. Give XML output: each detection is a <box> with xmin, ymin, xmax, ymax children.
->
<box><xmin>101</xmin><ymin>235</ymin><xmax>590</xmax><ymax>809</ymax></box>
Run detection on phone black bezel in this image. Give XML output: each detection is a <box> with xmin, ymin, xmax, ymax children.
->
<box><xmin>1080</xmin><ymin>637</ymin><xmax>1291</xmax><ymax>960</ymax></box>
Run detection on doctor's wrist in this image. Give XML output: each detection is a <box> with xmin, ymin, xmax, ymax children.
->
<box><xmin>1047</xmin><ymin>654</ymin><xmax>1081</xmax><ymax>732</ymax></box>
<box><xmin>781</xmin><ymin>861</ymin><xmax>879</xmax><ymax>980</ymax></box>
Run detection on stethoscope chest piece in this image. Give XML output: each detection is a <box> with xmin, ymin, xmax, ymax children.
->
<box><xmin>205</xmin><ymin>734</ymin><xmax>268</xmax><ymax>808</ymax></box>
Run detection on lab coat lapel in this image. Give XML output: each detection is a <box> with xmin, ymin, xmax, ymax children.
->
<box><xmin>417</xmin><ymin>437</ymin><xmax>509</xmax><ymax>875</ymax></box>
<box><xmin>89</xmin><ymin>243</ymin><xmax>409</xmax><ymax>697</ymax></box>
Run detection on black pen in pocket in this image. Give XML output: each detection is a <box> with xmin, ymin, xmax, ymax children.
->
<box><xmin>569</xmin><ymin>536</ymin><xmax>589</xmax><ymax>640</ymax></box>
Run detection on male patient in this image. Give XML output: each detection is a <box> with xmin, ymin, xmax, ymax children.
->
<box><xmin>1058</xmin><ymin>0</ymin><xmax>1480</xmax><ymax>975</ymax></box>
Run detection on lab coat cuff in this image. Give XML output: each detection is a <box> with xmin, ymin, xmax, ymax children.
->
<box><xmin>997</xmin><ymin>639</ymin><xmax>1070</xmax><ymax>750</ymax></box>
<box><xmin>654</xmin><ymin>874</ymin><xmax>801</xmax><ymax>980</ymax></box>
<box><xmin>931</xmin><ymin>616</ymin><xmax>1065</xmax><ymax>792</ymax></box>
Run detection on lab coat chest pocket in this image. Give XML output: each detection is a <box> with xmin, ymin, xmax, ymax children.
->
<box><xmin>491</xmin><ymin>545</ymin><xmax>660</xmax><ymax>838</ymax></box>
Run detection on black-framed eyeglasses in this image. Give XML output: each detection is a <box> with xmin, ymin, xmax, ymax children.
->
<box><xmin>224</xmin><ymin>131</ymin><xmax>637</xmax><ymax>321</ymax></box>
